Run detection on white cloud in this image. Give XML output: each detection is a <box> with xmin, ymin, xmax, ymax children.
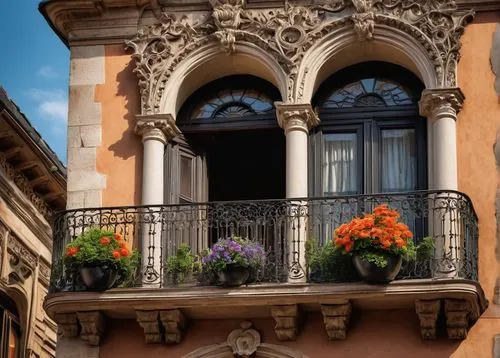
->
<box><xmin>26</xmin><ymin>89</ymin><xmax>68</xmax><ymax>133</ymax></box>
<box><xmin>37</xmin><ymin>66</ymin><xmax>59</xmax><ymax>79</ymax></box>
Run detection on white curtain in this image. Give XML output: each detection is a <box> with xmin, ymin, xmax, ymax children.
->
<box><xmin>323</xmin><ymin>133</ymin><xmax>358</xmax><ymax>195</ymax></box>
<box><xmin>381</xmin><ymin>129</ymin><xmax>416</xmax><ymax>192</ymax></box>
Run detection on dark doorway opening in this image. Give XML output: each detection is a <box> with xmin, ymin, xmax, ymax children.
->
<box><xmin>202</xmin><ymin>129</ymin><xmax>285</xmax><ymax>202</ymax></box>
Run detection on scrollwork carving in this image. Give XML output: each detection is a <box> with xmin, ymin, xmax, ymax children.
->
<box><xmin>227</xmin><ymin>321</ymin><xmax>261</xmax><ymax>357</ymax></box>
<box><xmin>126</xmin><ymin>0</ymin><xmax>474</xmax><ymax>111</ymax></box>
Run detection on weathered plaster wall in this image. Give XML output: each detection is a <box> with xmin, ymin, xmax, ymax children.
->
<box><xmin>95</xmin><ymin>45</ymin><xmax>141</xmax><ymax>208</ymax></box>
<box><xmin>100</xmin><ymin>311</ymin><xmax>463</xmax><ymax>358</ymax></box>
<box><xmin>457</xmin><ymin>12</ymin><xmax>500</xmax><ymax>302</ymax></box>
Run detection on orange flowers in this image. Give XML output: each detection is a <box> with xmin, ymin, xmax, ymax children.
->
<box><xmin>66</xmin><ymin>247</ymin><xmax>79</xmax><ymax>257</ymax></box>
<box><xmin>100</xmin><ymin>237</ymin><xmax>111</xmax><ymax>246</ymax></box>
<box><xmin>114</xmin><ymin>233</ymin><xmax>123</xmax><ymax>241</ymax></box>
<box><xmin>112</xmin><ymin>251</ymin><xmax>121</xmax><ymax>259</ymax></box>
<box><xmin>333</xmin><ymin>204</ymin><xmax>412</xmax><ymax>255</ymax></box>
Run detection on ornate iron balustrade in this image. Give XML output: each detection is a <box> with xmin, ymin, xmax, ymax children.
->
<box><xmin>50</xmin><ymin>190</ymin><xmax>478</xmax><ymax>292</ymax></box>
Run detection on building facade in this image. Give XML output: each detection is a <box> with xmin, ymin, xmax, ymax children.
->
<box><xmin>0</xmin><ymin>87</ymin><xmax>66</xmax><ymax>357</ymax></box>
<box><xmin>41</xmin><ymin>0</ymin><xmax>500</xmax><ymax>357</ymax></box>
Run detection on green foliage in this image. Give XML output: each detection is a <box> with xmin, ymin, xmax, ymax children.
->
<box><xmin>358</xmin><ymin>250</ymin><xmax>390</xmax><ymax>268</ymax></box>
<box><xmin>166</xmin><ymin>244</ymin><xmax>200</xmax><ymax>285</ymax></box>
<box><xmin>403</xmin><ymin>236</ymin><xmax>435</xmax><ymax>262</ymax></box>
<box><xmin>63</xmin><ymin>227</ymin><xmax>140</xmax><ymax>288</ymax></box>
<box><xmin>306</xmin><ymin>239</ymin><xmax>359</xmax><ymax>282</ymax></box>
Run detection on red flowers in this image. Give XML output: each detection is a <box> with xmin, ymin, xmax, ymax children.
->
<box><xmin>66</xmin><ymin>247</ymin><xmax>79</xmax><ymax>257</ymax></box>
<box><xmin>334</xmin><ymin>204</ymin><xmax>413</xmax><ymax>254</ymax></box>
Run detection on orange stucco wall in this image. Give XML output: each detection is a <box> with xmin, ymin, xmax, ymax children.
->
<box><xmin>100</xmin><ymin>311</ymin><xmax>500</xmax><ymax>357</ymax></box>
<box><xmin>457</xmin><ymin>12</ymin><xmax>500</xmax><ymax>301</ymax></box>
<box><xmin>95</xmin><ymin>44</ymin><xmax>142</xmax><ymax>208</ymax></box>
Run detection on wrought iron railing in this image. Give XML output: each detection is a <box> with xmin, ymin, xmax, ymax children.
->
<box><xmin>50</xmin><ymin>190</ymin><xmax>478</xmax><ymax>292</ymax></box>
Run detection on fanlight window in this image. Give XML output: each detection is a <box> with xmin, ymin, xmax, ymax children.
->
<box><xmin>191</xmin><ymin>88</ymin><xmax>275</xmax><ymax>119</ymax></box>
<box><xmin>321</xmin><ymin>78</ymin><xmax>416</xmax><ymax>109</ymax></box>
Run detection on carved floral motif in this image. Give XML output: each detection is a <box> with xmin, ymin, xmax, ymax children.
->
<box><xmin>127</xmin><ymin>0</ymin><xmax>474</xmax><ymax>112</ymax></box>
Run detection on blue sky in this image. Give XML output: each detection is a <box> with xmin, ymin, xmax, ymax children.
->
<box><xmin>0</xmin><ymin>1</ymin><xmax>69</xmax><ymax>162</ymax></box>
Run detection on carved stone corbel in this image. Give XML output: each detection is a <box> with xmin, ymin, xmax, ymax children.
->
<box><xmin>271</xmin><ymin>305</ymin><xmax>300</xmax><ymax>341</ymax></box>
<box><xmin>77</xmin><ymin>311</ymin><xmax>105</xmax><ymax>346</ymax></box>
<box><xmin>351</xmin><ymin>0</ymin><xmax>375</xmax><ymax>41</ymax></box>
<box><xmin>444</xmin><ymin>299</ymin><xmax>471</xmax><ymax>340</ymax></box>
<box><xmin>415</xmin><ymin>299</ymin><xmax>441</xmax><ymax>340</ymax></box>
<box><xmin>136</xmin><ymin>311</ymin><xmax>162</xmax><ymax>344</ymax></box>
<box><xmin>160</xmin><ymin>309</ymin><xmax>186</xmax><ymax>344</ymax></box>
<box><xmin>54</xmin><ymin>313</ymin><xmax>79</xmax><ymax>338</ymax></box>
<box><xmin>320</xmin><ymin>302</ymin><xmax>351</xmax><ymax>340</ymax></box>
<box><xmin>209</xmin><ymin>0</ymin><xmax>245</xmax><ymax>53</ymax></box>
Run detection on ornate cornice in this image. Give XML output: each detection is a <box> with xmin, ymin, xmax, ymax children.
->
<box><xmin>135</xmin><ymin>114</ymin><xmax>181</xmax><ymax>143</ymax></box>
<box><xmin>276</xmin><ymin>103</ymin><xmax>319</xmax><ymax>134</ymax></box>
<box><xmin>419</xmin><ymin>88</ymin><xmax>465</xmax><ymax>119</ymax></box>
<box><xmin>0</xmin><ymin>152</ymin><xmax>53</xmax><ymax>219</ymax></box>
<box><xmin>126</xmin><ymin>0</ymin><xmax>474</xmax><ymax>113</ymax></box>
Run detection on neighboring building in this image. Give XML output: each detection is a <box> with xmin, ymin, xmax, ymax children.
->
<box><xmin>0</xmin><ymin>87</ymin><xmax>66</xmax><ymax>357</ymax></box>
<box><xmin>40</xmin><ymin>0</ymin><xmax>500</xmax><ymax>357</ymax></box>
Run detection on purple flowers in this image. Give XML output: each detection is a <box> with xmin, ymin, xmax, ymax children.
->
<box><xmin>201</xmin><ymin>237</ymin><xmax>266</xmax><ymax>274</ymax></box>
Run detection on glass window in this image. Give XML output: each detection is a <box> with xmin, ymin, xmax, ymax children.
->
<box><xmin>0</xmin><ymin>296</ymin><xmax>20</xmax><ymax>358</ymax></box>
<box><xmin>323</xmin><ymin>133</ymin><xmax>361</xmax><ymax>195</ymax></box>
<box><xmin>381</xmin><ymin>129</ymin><xmax>417</xmax><ymax>192</ymax></box>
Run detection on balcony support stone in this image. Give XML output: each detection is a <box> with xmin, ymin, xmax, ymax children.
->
<box><xmin>136</xmin><ymin>311</ymin><xmax>162</xmax><ymax>344</ymax></box>
<box><xmin>415</xmin><ymin>299</ymin><xmax>441</xmax><ymax>340</ymax></box>
<box><xmin>135</xmin><ymin>114</ymin><xmax>180</xmax><ymax>287</ymax></box>
<box><xmin>160</xmin><ymin>309</ymin><xmax>186</xmax><ymax>344</ymax></box>
<box><xmin>54</xmin><ymin>313</ymin><xmax>79</xmax><ymax>338</ymax></box>
<box><xmin>271</xmin><ymin>305</ymin><xmax>300</xmax><ymax>341</ymax></box>
<box><xmin>320</xmin><ymin>302</ymin><xmax>351</xmax><ymax>340</ymax></box>
<box><xmin>77</xmin><ymin>311</ymin><xmax>105</xmax><ymax>346</ymax></box>
<box><xmin>276</xmin><ymin>103</ymin><xmax>319</xmax><ymax>283</ymax></box>
<box><xmin>444</xmin><ymin>299</ymin><xmax>472</xmax><ymax>340</ymax></box>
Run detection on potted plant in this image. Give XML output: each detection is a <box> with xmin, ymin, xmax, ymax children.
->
<box><xmin>165</xmin><ymin>244</ymin><xmax>200</xmax><ymax>285</ymax></box>
<box><xmin>200</xmin><ymin>237</ymin><xmax>265</xmax><ymax>287</ymax></box>
<box><xmin>63</xmin><ymin>228</ymin><xmax>139</xmax><ymax>291</ymax></box>
<box><xmin>334</xmin><ymin>204</ymin><xmax>413</xmax><ymax>284</ymax></box>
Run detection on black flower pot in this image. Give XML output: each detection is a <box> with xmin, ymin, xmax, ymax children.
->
<box><xmin>218</xmin><ymin>264</ymin><xmax>250</xmax><ymax>287</ymax></box>
<box><xmin>80</xmin><ymin>265</ymin><xmax>117</xmax><ymax>291</ymax></box>
<box><xmin>353</xmin><ymin>255</ymin><xmax>402</xmax><ymax>284</ymax></box>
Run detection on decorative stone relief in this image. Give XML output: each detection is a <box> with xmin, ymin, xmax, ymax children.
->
<box><xmin>320</xmin><ymin>302</ymin><xmax>352</xmax><ymax>340</ymax></box>
<box><xmin>184</xmin><ymin>321</ymin><xmax>309</xmax><ymax>358</ymax></box>
<box><xmin>135</xmin><ymin>114</ymin><xmax>181</xmax><ymax>144</ymax></box>
<box><xmin>444</xmin><ymin>299</ymin><xmax>471</xmax><ymax>340</ymax></box>
<box><xmin>127</xmin><ymin>1</ymin><xmax>474</xmax><ymax>110</ymax></box>
<box><xmin>271</xmin><ymin>305</ymin><xmax>300</xmax><ymax>341</ymax></box>
<box><xmin>77</xmin><ymin>311</ymin><xmax>105</xmax><ymax>346</ymax></box>
<box><xmin>276</xmin><ymin>103</ymin><xmax>319</xmax><ymax>134</ymax></box>
<box><xmin>55</xmin><ymin>313</ymin><xmax>79</xmax><ymax>338</ymax></box>
<box><xmin>419</xmin><ymin>88</ymin><xmax>465</xmax><ymax>119</ymax></box>
<box><xmin>136</xmin><ymin>311</ymin><xmax>162</xmax><ymax>344</ymax></box>
<box><xmin>0</xmin><ymin>152</ymin><xmax>52</xmax><ymax>218</ymax></box>
<box><xmin>160</xmin><ymin>309</ymin><xmax>186</xmax><ymax>344</ymax></box>
<box><xmin>415</xmin><ymin>299</ymin><xmax>441</xmax><ymax>340</ymax></box>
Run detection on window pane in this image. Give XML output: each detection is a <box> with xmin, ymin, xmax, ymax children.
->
<box><xmin>381</xmin><ymin>129</ymin><xmax>417</xmax><ymax>192</ymax></box>
<box><xmin>323</xmin><ymin>133</ymin><xmax>359</xmax><ymax>195</ymax></box>
<box><xmin>8</xmin><ymin>320</ymin><xmax>19</xmax><ymax>358</ymax></box>
<box><xmin>180</xmin><ymin>156</ymin><xmax>193</xmax><ymax>200</ymax></box>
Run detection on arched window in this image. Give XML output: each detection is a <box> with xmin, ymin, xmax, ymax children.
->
<box><xmin>312</xmin><ymin>62</ymin><xmax>427</xmax><ymax>196</ymax></box>
<box><xmin>0</xmin><ymin>294</ymin><xmax>20</xmax><ymax>358</ymax></box>
<box><xmin>178</xmin><ymin>75</ymin><xmax>281</xmax><ymax>132</ymax></box>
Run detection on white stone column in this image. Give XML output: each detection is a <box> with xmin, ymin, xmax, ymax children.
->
<box><xmin>135</xmin><ymin>114</ymin><xmax>180</xmax><ymax>286</ymax></box>
<box><xmin>419</xmin><ymin>88</ymin><xmax>465</xmax><ymax>278</ymax></box>
<box><xmin>276</xmin><ymin>103</ymin><xmax>319</xmax><ymax>283</ymax></box>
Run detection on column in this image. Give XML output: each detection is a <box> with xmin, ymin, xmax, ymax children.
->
<box><xmin>419</xmin><ymin>88</ymin><xmax>465</xmax><ymax>278</ymax></box>
<box><xmin>276</xmin><ymin>103</ymin><xmax>319</xmax><ymax>282</ymax></box>
<box><xmin>135</xmin><ymin>114</ymin><xmax>180</xmax><ymax>286</ymax></box>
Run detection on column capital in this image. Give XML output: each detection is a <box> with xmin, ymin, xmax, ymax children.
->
<box><xmin>419</xmin><ymin>88</ymin><xmax>465</xmax><ymax>119</ymax></box>
<box><xmin>135</xmin><ymin>114</ymin><xmax>181</xmax><ymax>144</ymax></box>
<box><xmin>275</xmin><ymin>103</ymin><xmax>320</xmax><ymax>134</ymax></box>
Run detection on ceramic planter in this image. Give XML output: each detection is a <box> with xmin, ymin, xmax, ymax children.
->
<box><xmin>80</xmin><ymin>264</ymin><xmax>117</xmax><ymax>291</ymax></box>
<box><xmin>218</xmin><ymin>264</ymin><xmax>250</xmax><ymax>287</ymax></box>
<box><xmin>352</xmin><ymin>254</ymin><xmax>402</xmax><ymax>284</ymax></box>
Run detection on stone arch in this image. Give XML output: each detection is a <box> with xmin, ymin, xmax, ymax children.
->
<box><xmin>298</xmin><ymin>23</ymin><xmax>442</xmax><ymax>103</ymax></box>
<box><xmin>159</xmin><ymin>41</ymin><xmax>288</xmax><ymax>118</ymax></box>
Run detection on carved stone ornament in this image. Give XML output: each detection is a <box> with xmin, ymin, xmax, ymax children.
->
<box><xmin>276</xmin><ymin>103</ymin><xmax>319</xmax><ymax>134</ymax></box>
<box><xmin>77</xmin><ymin>311</ymin><xmax>105</xmax><ymax>346</ymax></box>
<box><xmin>160</xmin><ymin>309</ymin><xmax>186</xmax><ymax>345</ymax></box>
<box><xmin>271</xmin><ymin>305</ymin><xmax>300</xmax><ymax>341</ymax></box>
<box><xmin>419</xmin><ymin>88</ymin><xmax>465</xmax><ymax>119</ymax></box>
<box><xmin>54</xmin><ymin>313</ymin><xmax>79</xmax><ymax>339</ymax></box>
<box><xmin>320</xmin><ymin>302</ymin><xmax>352</xmax><ymax>340</ymax></box>
<box><xmin>126</xmin><ymin>1</ymin><xmax>474</xmax><ymax>111</ymax></box>
<box><xmin>135</xmin><ymin>114</ymin><xmax>181</xmax><ymax>144</ymax></box>
<box><xmin>136</xmin><ymin>311</ymin><xmax>162</xmax><ymax>344</ymax></box>
<box><xmin>444</xmin><ymin>299</ymin><xmax>472</xmax><ymax>340</ymax></box>
<box><xmin>415</xmin><ymin>299</ymin><xmax>441</xmax><ymax>340</ymax></box>
<box><xmin>227</xmin><ymin>321</ymin><xmax>261</xmax><ymax>357</ymax></box>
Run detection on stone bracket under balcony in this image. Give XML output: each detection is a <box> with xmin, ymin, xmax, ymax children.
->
<box><xmin>45</xmin><ymin>279</ymin><xmax>487</xmax><ymax>346</ymax></box>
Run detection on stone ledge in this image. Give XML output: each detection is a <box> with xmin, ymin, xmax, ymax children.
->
<box><xmin>45</xmin><ymin>279</ymin><xmax>487</xmax><ymax>320</ymax></box>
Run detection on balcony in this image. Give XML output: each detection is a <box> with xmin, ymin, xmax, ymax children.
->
<box><xmin>44</xmin><ymin>190</ymin><xmax>487</xmax><ymax>344</ymax></box>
